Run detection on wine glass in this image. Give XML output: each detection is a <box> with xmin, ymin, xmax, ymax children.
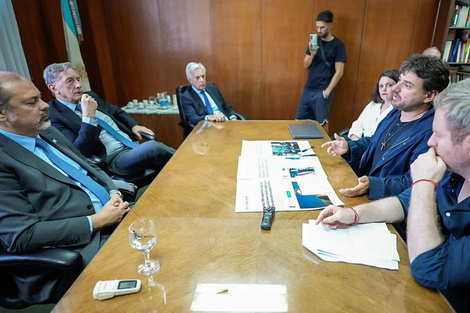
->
<box><xmin>148</xmin><ymin>96</ymin><xmax>157</xmax><ymax>107</ymax></box>
<box><xmin>129</xmin><ymin>219</ymin><xmax>160</xmax><ymax>275</ymax></box>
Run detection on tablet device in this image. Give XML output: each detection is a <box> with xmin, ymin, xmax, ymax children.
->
<box><xmin>288</xmin><ymin>124</ymin><xmax>324</xmax><ymax>139</ymax></box>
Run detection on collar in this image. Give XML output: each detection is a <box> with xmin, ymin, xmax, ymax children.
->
<box><xmin>0</xmin><ymin>128</ymin><xmax>38</xmax><ymax>153</ymax></box>
<box><xmin>56</xmin><ymin>98</ymin><xmax>79</xmax><ymax>111</ymax></box>
<box><xmin>192</xmin><ymin>85</ymin><xmax>205</xmax><ymax>94</ymax></box>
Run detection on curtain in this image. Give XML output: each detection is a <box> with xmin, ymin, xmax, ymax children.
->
<box><xmin>0</xmin><ymin>0</ymin><xmax>30</xmax><ymax>78</ymax></box>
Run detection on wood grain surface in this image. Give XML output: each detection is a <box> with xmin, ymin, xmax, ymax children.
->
<box><xmin>52</xmin><ymin>121</ymin><xmax>453</xmax><ymax>313</ymax></box>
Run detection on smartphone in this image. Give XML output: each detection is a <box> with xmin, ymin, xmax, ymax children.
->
<box><xmin>310</xmin><ymin>34</ymin><xmax>318</xmax><ymax>50</ymax></box>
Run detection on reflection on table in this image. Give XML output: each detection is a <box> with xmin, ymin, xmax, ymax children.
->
<box><xmin>52</xmin><ymin>120</ymin><xmax>453</xmax><ymax>313</ymax></box>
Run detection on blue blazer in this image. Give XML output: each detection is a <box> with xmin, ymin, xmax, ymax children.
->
<box><xmin>48</xmin><ymin>91</ymin><xmax>139</xmax><ymax>161</ymax></box>
<box><xmin>181</xmin><ymin>82</ymin><xmax>236</xmax><ymax>126</ymax></box>
<box><xmin>343</xmin><ymin>107</ymin><xmax>435</xmax><ymax>200</ymax></box>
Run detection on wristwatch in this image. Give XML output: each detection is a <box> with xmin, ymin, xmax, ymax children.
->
<box><xmin>110</xmin><ymin>190</ymin><xmax>123</xmax><ymax>199</ymax></box>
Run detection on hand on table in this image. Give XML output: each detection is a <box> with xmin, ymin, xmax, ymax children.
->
<box><xmin>315</xmin><ymin>205</ymin><xmax>356</xmax><ymax>228</ymax></box>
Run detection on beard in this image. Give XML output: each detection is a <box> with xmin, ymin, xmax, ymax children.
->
<box><xmin>36</xmin><ymin>109</ymin><xmax>51</xmax><ymax>131</ymax></box>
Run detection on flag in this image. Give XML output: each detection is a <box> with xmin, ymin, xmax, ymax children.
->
<box><xmin>60</xmin><ymin>0</ymin><xmax>91</xmax><ymax>91</ymax></box>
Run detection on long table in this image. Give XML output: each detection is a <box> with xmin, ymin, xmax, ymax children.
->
<box><xmin>52</xmin><ymin>120</ymin><xmax>453</xmax><ymax>312</ymax></box>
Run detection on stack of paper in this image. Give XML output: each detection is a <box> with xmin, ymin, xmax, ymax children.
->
<box><xmin>235</xmin><ymin>141</ymin><xmax>343</xmax><ymax>212</ymax></box>
<box><xmin>302</xmin><ymin>220</ymin><xmax>400</xmax><ymax>270</ymax></box>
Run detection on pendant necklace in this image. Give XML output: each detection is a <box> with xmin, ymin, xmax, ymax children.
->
<box><xmin>380</xmin><ymin>115</ymin><xmax>409</xmax><ymax>151</ymax></box>
<box><xmin>380</xmin><ymin>107</ymin><xmax>430</xmax><ymax>151</ymax></box>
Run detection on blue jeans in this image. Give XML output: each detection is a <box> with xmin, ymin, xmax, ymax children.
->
<box><xmin>296</xmin><ymin>89</ymin><xmax>334</xmax><ymax>125</ymax></box>
<box><xmin>110</xmin><ymin>140</ymin><xmax>175</xmax><ymax>175</ymax></box>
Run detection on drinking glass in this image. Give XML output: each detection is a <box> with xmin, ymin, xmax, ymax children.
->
<box><xmin>129</xmin><ymin>219</ymin><xmax>160</xmax><ymax>275</ymax></box>
<box><xmin>148</xmin><ymin>96</ymin><xmax>157</xmax><ymax>107</ymax></box>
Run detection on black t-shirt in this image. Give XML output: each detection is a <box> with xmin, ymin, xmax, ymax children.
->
<box><xmin>304</xmin><ymin>36</ymin><xmax>347</xmax><ymax>90</ymax></box>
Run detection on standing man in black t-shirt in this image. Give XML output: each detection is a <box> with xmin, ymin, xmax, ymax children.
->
<box><xmin>296</xmin><ymin>10</ymin><xmax>347</xmax><ymax>133</ymax></box>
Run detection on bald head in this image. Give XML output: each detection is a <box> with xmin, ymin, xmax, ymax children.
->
<box><xmin>0</xmin><ymin>71</ymin><xmax>50</xmax><ymax>137</ymax></box>
<box><xmin>422</xmin><ymin>47</ymin><xmax>441</xmax><ymax>59</ymax></box>
<box><xmin>0</xmin><ymin>71</ymin><xmax>27</xmax><ymax>112</ymax></box>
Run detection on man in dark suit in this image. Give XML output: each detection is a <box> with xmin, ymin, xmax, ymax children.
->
<box><xmin>181</xmin><ymin>62</ymin><xmax>238</xmax><ymax>126</ymax></box>
<box><xmin>44</xmin><ymin>62</ymin><xmax>175</xmax><ymax>176</ymax></box>
<box><xmin>0</xmin><ymin>71</ymin><xmax>130</xmax><ymax>303</ymax></box>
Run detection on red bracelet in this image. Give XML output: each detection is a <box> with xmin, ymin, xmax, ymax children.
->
<box><xmin>350</xmin><ymin>207</ymin><xmax>359</xmax><ymax>225</ymax></box>
<box><xmin>411</xmin><ymin>179</ymin><xmax>438</xmax><ymax>189</ymax></box>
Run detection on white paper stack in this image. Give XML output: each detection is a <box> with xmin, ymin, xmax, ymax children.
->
<box><xmin>302</xmin><ymin>220</ymin><xmax>400</xmax><ymax>270</ymax></box>
<box><xmin>235</xmin><ymin>141</ymin><xmax>343</xmax><ymax>212</ymax></box>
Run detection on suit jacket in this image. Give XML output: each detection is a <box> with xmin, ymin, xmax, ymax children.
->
<box><xmin>343</xmin><ymin>107</ymin><xmax>434</xmax><ymax>200</ymax></box>
<box><xmin>0</xmin><ymin>126</ymin><xmax>116</xmax><ymax>302</ymax></box>
<box><xmin>181</xmin><ymin>82</ymin><xmax>237</xmax><ymax>126</ymax></box>
<box><xmin>48</xmin><ymin>91</ymin><xmax>139</xmax><ymax>161</ymax></box>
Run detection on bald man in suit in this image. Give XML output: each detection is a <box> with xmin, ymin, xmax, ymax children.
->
<box><xmin>0</xmin><ymin>71</ymin><xmax>129</xmax><ymax>303</ymax></box>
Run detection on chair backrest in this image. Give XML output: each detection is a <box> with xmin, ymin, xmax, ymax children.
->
<box><xmin>175</xmin><ymin>84</ymin><xmax>193</xmax><ymax>138</ymax></box>
<box><xmin>176</xmin><ymin>84</ymin><xmax>191</xmax><ymax>124</ymax></box>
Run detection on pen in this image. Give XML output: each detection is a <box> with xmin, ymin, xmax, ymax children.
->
<box><xmin>290</xmin><ymin>145</ymin><xmax>315</xmax><ymax>152</ymax></box>
<box><xmin>301</xmin><ymin>145</ymin><xmax>315</xmax><ymax>152</ymax></box>
<box><xmin>285</xmin><ymin>154</ymin><xmax>315</xmax><ymax>159</ymax></box>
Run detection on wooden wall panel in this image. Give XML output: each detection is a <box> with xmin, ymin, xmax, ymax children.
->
<box><xmin>261</xmin><ymin>0</ymin><xmax>313</xmax><ymax>120</ymax></box>
<box><xmin>409</xmin><ymin>0</ymin><xmax>441</xmax><ymax>55</ymax></box>
<box><xmin>211</xmin><ymin>0</ymin><xmax>262</xmax><ymax>119</ymax></box>
<box><xmin>12</xmin><ymin>0</ymin><xmax>443</xmax><ymax>136</ymax></box>
<box><xmin>78</xmin><ymin>0</ymin><xmax>119</xmax><ymax>104</ymax></box>
<box><xmin>353</xmin><ymin>0</ymin><xmax>419</xmax><ymax>121</ymax></box>
<box><xmin>102</xmin><ymin>0</ymin><xmax>165</xmax><ymax>104</ymax></box>
<box><xmin>158</xmin><ymin>0</ymin><xmax>213</xmax><ymax>94</ymax></box>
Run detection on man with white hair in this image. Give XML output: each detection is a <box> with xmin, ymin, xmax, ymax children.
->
<box><xmin>181</xmin><ymin>62</ymin><xmax>238</xmax><ymax>126</ymax></box>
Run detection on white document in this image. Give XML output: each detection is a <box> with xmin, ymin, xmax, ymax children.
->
<box><xmin>240</xmin><ymin>140</ymin><xmax>315</xmax><ymax>158</ymax></box>
<box><xmin>190</xmin><ymin>283</ymin><xmax>288</xmax><ymax>312</ymax></box>
<box><xmin>302</xmin><ymin>221</ymin><xmax>400</xmax><ymax>270</ymax></box>
<box><xmin>236</xmin><ymin>141</ymin><xmax>343</xmax><ymax>212</ymax></box>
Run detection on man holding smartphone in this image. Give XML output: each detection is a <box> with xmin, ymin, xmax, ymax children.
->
<box><xmin>296</xmin><ymin>10</ymin><xmax>346</xmax><ymax>134</ymax></box>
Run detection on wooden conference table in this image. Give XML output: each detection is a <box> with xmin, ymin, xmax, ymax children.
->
<box><xmin>53</xmin><ymin>120</ymin><xmax>453</xmax><ymax>312</ymax></box>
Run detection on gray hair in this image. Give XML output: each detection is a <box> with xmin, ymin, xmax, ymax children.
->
<box><xmin>434</xmin><ymin>79</ymin><xmax>470</xmax><ymax>144</ymax></box>
<box><xmin>43</xmin><ymin>62</ymin><xmax>77</xmax><ymax>85</ymax></box>
<box><xmin>0</xmin><ymin>71</ymin><xmax>24</xmax><ymax>112</ymax></box>
<box><xmin>185</xmin><ymin>62</ymin><xmax>206</xmax><ymax>81</ymax></box>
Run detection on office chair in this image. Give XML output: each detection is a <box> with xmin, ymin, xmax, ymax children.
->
<box><xmin>175</xmin><ymin>83</ymin><xmax>246</xmax><ymax>139</ymax></box>
<box><xmin>0</xmin><ymin>247</ymin><xmax>82</xmax><ymax>309</ymax></box>
<box><xmin>330</xmin><ymin>127</ymin><xmax>351</xmax><ymax>140</ymax></box>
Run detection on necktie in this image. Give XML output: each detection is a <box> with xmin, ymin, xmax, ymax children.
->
<box><xmin>76</xmin><ymin>104</ymin><xmax>138</xmax><ymax>148</ymax></box>
<box><xmin>200</xmin><ymin>91</ymin><xmax>214</xmax><ymax>115</ymax></box>
<box><xmin>96</xmin><ymin>119</ymin><xmax>138</xmax><ymax>148</ymax></box>
<box><xmin>36</xmin><ymin>138</ymin><xmax>110</xmax><ymax>205</ymax></box>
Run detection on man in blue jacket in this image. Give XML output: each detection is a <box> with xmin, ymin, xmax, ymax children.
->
<box><xmin>322</xmin><ymin>55</ymin><xmax>449</xmax><ymax>200</ymax></box>
<box><xmin>316</xmin><ymin>78</ymin><xmax>470</xmax><ymax>312</ymax></box>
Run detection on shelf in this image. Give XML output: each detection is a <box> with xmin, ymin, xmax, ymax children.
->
<box><xmin>449</xmin><ymin>27</ymin><xmax>470</xmax><ymax>30</ymax></box>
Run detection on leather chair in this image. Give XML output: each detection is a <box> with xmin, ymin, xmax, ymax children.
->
<box><xmin>0</xmin><ymin>247</ymin><xmax>82</xmax><ymax>309</ymax></box>
<box><xmin>175</xmin><ymin>83</ymin><xmax>246</xmax><ymax>139</ymax></box>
